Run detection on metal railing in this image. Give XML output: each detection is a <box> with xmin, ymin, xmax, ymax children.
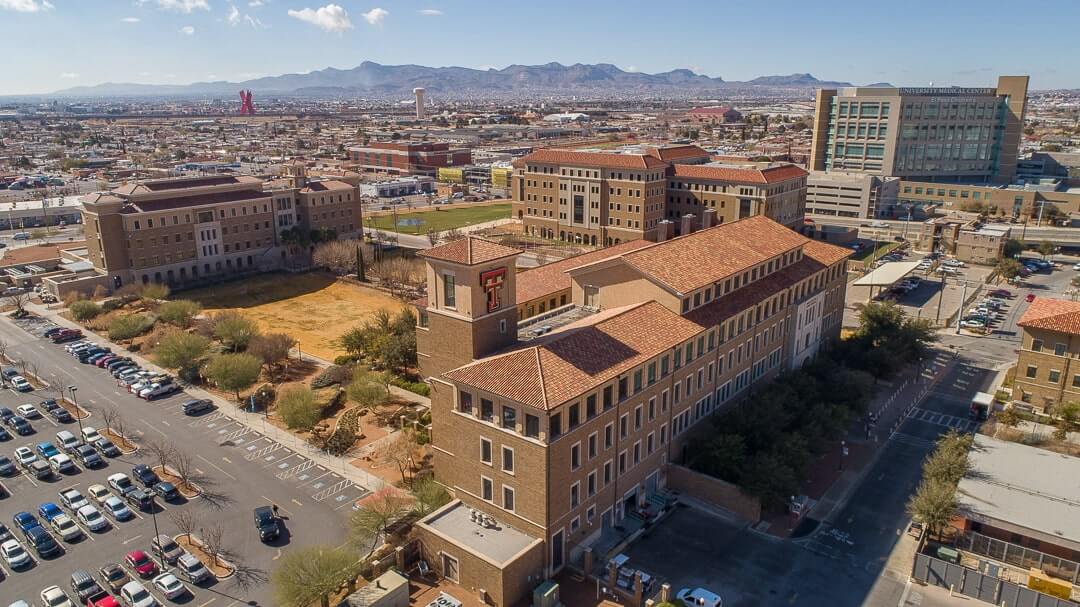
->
<box><xmin>957</xmin><ymin>530</ymin><xmax>1080</xmax><ymax>584</ymax></box>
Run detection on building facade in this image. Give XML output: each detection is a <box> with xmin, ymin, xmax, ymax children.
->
<box><xmin>895</xmin><ymin>178</ymin><xmax>1080</xmax><ymax>222</ymax></box>
<box><xmin>805</xmin><ymin>170</ymin><xmax>899</xmax><ymax>219</ymax></box>
<box><xmin>412</xmin><ymin>216</ymin><xmax>850</xmax><ymax>606</ymax></box>
<box><xmin>511</xmin><ymin>147</ymin><xmax>808</xmax><ymax>246</ymax></box>
<box><xmin>1012</xmin><ymin>297</ymin><xmax>1080</xmax><ymax>414</ymax></box>
<box><xmin>810</xmin><ymin>76</ymin><xmax>1029</xmax><ymax>184</ymax></box>
<box><xmin>348</xmin><ymin>141</ymin><xmax>472</xmax><ymax>177</ymax></box>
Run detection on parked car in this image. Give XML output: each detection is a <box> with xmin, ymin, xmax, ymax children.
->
<box><xmin>0</xmin><ymin>455</ymin><xmax>14</xmax><ymax>475</ymax></box>
<box><xmin>132</xmin><ymin>464</ymin><xmax>160</xmax><ymax>487</ymax></box>
<box><xmin>71</xmin><ymin>569</ymin><xmax>109</xmax><ymax>604</ymax></box>
<box><xmin>50</xmin><ymin>514</ymin><xmax>83</xmax><ymax>541</ymax></box>
<box><xmin>48</xmin><ymin>453</ymin><xmax>76</xmax><ymax>474</ymax></box>
<box><xmin>119</xmin><ymin>580</ymin><xmax>158</xmax><ymax>607</ymax></box>
<box><xmin>38</xmin><ymin>501</ymin><xmax>64</xmax><ymax>522</ymax></box>
<box><xmin>16</xmin><ymin>403</ymin><xmax>40</xmax><ymax>419</ymax></box>
<box><xmin>0</xmin><ymin>537</ymin><xmax>31</xmax><ymax>568</ymax></box>
<box><xmin>677</xmin><ymin>587</ymin><xmax>723</xmax><ymax>607</ymax></box>
<box><xmin>81</xmin><ymin>426</ymin><xmax>102</xmax><ymax>444</ymax></box>
<box><xmin>76</xmin><ymin>505</ymin><xmax>108</xmax><ymax>532</ymax></box>
<box><xmin>152</xmin><ymin>572</ymin><xmax>187</xmax><ymax>600</ymax></box>
<box><xmin>87</xmin><ymin>484</ymin><xmax>111</xmax><ymax>504</ymax></box>
<box><xmin>125</xmin><ymin>488</ymin><xmax>153</xmax><ymax>511</ymax></box>
<box><xmin>75</xmin><ymin>444</ymin><xmax>103</xmax><ymax>468</ymax></box>
<box><xmin>24</xmin><ymin>525</ymin><xmax>60</xmax><ymax>557</ymax></box>
<box><xmin>46</xmin><ymin>406</ymin><xmax>72</xmax><ymax>423</ymax></box>
<box><xmin>39</xmin><ymin>585</ymin><xmax>73</xmax><ymax>607</ymax></box>
<box><xmin>60</xmin><ymin>489</ymin><xmax>90</xmax><ymax>512</ymax></box>
<box><xmin>181</xmin><ymin>398</ymin><xmax>214</xmax><ymax>415</ymax></box>
<box><xmin>102</xmin><ymin>496</ymin><xmax>133</xmax><ymax>521</ymax></box>
<box><xmin>14</xmin><ymin>446</ymin><xmax>37</xmax><ymax>467</ymax></box>
<box><xmin>176</xmin><ymin>552</ymin><xmax>212</xmax><ymax>584</ymax></box>
<box><xmin>94</xmin><ymin>437</ymin><xmax>122</xmax><ymax>457</ymax></box>
<box><xmin>9</xmin><ymin>415</ymin><xmax>32</xmax><ymax>435</ymax></box>
<box><xmin>125</xmin><ymin>549</ymin><xmax>159</xmax><ymax>578</ymax></box>
<box><xmin>36</xmin><ymin>441</ymin><xmax>59</xmax><ymax>459</ymax></box>
<box><xmin>108</xmin><ymin>473</ymin><xmax>135</xmax><ymax>495</ymax></box>
<box><xmin>153</xmin><ymin>481</ymin><xmax>179</xmax><ymax>501</ymax></box>
<box><xmin>99</xmin><ymin>562</ymin><xmax>130</xmax><ymax>593</ymax></box>
<box><xmin>56</xmin><ymin>429</ymin><xmax>81</xmax><ymax>453</ymax></box>
<box><xmin>10</xmin><ymin>376</ymin><xmax>32</xmax><ymax>391</ymax></box>
<box><xmin>254</xmin><ymin>505</ymin><xmax>280</xmax><ymax>541</ymax></box>
<box><xmin>151</xmin><ymin>534</ymin><xmax>183</xmax><ymax>564</ymax></box>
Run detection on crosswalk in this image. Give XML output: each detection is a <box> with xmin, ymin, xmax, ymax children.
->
<box><xmin>906</xmin><ymin>407</ymin><xmax>980</xmax><ymax>433</ymax></box>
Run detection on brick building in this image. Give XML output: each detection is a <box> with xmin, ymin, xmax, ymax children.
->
<box><xmin>510</xmin><ymin>146</ymin><xmax>808</xmax><ymax>247</ymax></box>
<box><xmin>347</xmin><ymin>141</ymin><xmax>472</xmax><ymax>177</ymax></box>
<box><xmin>1012</xmin><ymin>297</ymin><xmax>1080</xmax><ymax>413</ymax></box>
<box><xmin>411</xmin><ymin>216</ymin><xmax>850</xmax><ymax>606</ymax></box>
<box><xmin>79</xmin><ymin>166</ymin><xmax>362</xmax><ymax>291</ymax></box>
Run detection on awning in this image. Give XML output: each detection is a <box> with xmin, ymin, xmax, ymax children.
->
<box><xmin>851</xmin><ymin>261</ymin><xmax>923</xmax><ymax>286</ymax></box>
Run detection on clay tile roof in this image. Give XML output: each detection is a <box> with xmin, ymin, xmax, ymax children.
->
<box><xmin>1018</xmin><ymin>297</ymin><xmax>1080</xmax><ymax>335</ymax></box>
<box><xmin>620</xmin><ymin>216</ymin><xmax>810</xmax><ymax>294</ymax></box>
<box><xmin>522</xmin><ymin>149</ymin><xmax>668</xmax><ymax>170</ymax></box>
<box><xmin>516</xmin><ymin>240</ymin><xmax>653</xmax><ymax>304</ymax></box>
<box><xmin>301</xmin><ymin>179</ymin><xmax>352</xmax><ymax>192</ymax></box>
<box><xmin>444</xmin><ymin>301</ymin><xmax>704</xmax><ymax>410</ymax></box>
<box><xmin>671</xmin><ymin>163</ymin><xmax>808</xmax><ymax>184</ymax></box>
<box><xmin>802</xmin><ymin>238</ymin><xmax>853</xmax><ymax>266</ymax></box>
<box><xmin>417</xmin><ymin>236</ymin><xmax>522</xmax><ymax>266</ymax></box>
<box><xmin>645</xmin><ymin>145</ymin><xmax>710</xmax><ymax>162</ymax></box>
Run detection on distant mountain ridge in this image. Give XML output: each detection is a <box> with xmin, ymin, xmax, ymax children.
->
<box><xmin>50</xmin><ymin>62</ymin><xmax>883</xmax><ymax>98</ymax></box>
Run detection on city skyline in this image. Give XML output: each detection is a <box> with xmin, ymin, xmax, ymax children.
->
<box><xmin>0</xmin><ymin>0</ymin><xmax>1077</xmax><ymax>96</ymax></box>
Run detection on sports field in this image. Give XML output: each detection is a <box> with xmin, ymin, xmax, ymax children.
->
<box><xmin>366</xmin><ymin>203</ymin><xmax>511</xmax><ymax>235</ymax></box>
<box><xmin>182</xmin><ymin>272</ymin><xmax>405</xmax><ymax>361</ymax></box>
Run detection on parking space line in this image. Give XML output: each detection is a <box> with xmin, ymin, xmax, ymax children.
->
<box><xmin>122</xmin><ymin>534</ymin><xmax>144</xmax><ymax>545</ymax></box>
<box><xmin>196</xmin><ymin>454</ymin><xmax>237</xmax><ymax>480</ymax></box>
<box><xmin>297</xmin><ymin>469</ymin><xmax>331</xmax><ymax>488</ymax></box>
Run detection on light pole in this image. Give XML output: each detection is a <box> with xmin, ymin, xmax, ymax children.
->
<box><xmin>148</xmin><ymin>494</ymin><xmax>164</xmax><ymax>569</ymax></box>
<box><xmin>956</xmin><ymin>281</ymin><xmax>968</xmax><ymax>335</ymax></box>
<box><xmin>68</xmin><ymin>386</ymin><xmax>83</xmax><ymax>436</ymax></box>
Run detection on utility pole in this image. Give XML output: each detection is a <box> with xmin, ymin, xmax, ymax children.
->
<box><xmin>956</xmin><ymin>281</ymin><xmax>968</xmax><ymax>335</ymax></box>
<box><xmin>935</xmin><ymin>273</ymin><xmax>946</xmax><ymax>324</ymax></box>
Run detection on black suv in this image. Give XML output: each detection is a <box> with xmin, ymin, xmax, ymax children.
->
<box><xmin>132</xmin><ymin>464</ymin><xmax>160</xmax><ymax>487</ymax></box>
<box><xmin>254</xmin><ymin>506</ymin><xmax>280</xmax><ymax>542</ymax></box>
<box><xmin>24</xmin><ymin>525</ymin><xmax>60</xmax><ymax>557</ymax></box>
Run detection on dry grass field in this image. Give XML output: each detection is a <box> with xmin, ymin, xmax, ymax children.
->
<box><xmin>182</xmin><ymin>272</ymin><xmax>405</xmax><ymax>361</ymax></box>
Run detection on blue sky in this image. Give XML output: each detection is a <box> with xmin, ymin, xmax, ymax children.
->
<box><xmin>0</xmin><ymin>0</ymin><xmax>1076</xmax><ymax>95</ymax></box>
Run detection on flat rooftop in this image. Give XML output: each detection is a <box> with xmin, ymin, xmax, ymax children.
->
<box><xmin>958</xmin><ymin>435</ymin><xmax>1080</xmax><ymax>546</ymax></box>
<box><xmin>518</xmin><ymin>305</ymin><xmax>595</xmax><ymax>341</ymax></box>
<box><xmin>421</xmin><ymin>501</ymin><xmax>539</xmax><ymax>566</ymax></box>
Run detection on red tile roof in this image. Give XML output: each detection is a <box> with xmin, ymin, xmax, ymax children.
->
<box><xmin>417</xmin><ymin>236</ymin><xmax>522</xmax><ymax>266</ymax></box>
<box><xmin>671</xmin><ymin>163</ymin><xmax>808</xmax><ymax>184</ymax></box>
<box><xmin>1018</xmin><ymin>297</ymin><xmax>1080</xmax><ymax>335</ymax></box>
<box><xmin>516</xmin><ymin>240</ymin><xmax>653</xmax><ymax>304</ymax></box>
<box><xmin>301</xmin><ymin>179</ymin><xmax>353</xmax><ymax>192</ymax></box>
<box><xmin>645</xmin><ymin>145</ymin><xmax>710</xmax><ymax>162</ymax></box>
<box><xmin>444</xmin><ymin>301</ymin><xmax>704</xmax><ymax>410</ymax></box>
<box><xmin>618</xmin><ymin>216</ymin><xmax>810</xmax><ymax>294</ymax></box>
<box><xmin>521</xmin><ymin>149</ymin><xmax>668</xmax><ymax>170</ymax></box>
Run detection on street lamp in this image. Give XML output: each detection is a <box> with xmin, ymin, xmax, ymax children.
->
<box><xmin>68</xmin><ymin>386</ymin><xmax>83</xmax><ymax>436</ymax></box>
<box><xmin>148</xmin><ymin>494</ymin><xmax>164</xmax><ymax>568</ymax></box>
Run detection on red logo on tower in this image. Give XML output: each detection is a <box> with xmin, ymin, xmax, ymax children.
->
<box><xmin>481</xmin><ymin>267</ymin><xmax>507</xmax><ymax>313</ymax></box>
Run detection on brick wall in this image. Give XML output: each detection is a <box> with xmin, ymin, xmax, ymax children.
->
<box><xmin>665</xmin><ymin>463</ymin><xmax>761</xmax><ymax>523</ymax></box>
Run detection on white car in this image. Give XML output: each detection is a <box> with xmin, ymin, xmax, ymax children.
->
<box><xmin>120</xmin><ymin>581</ymin><xmax>158</xmax><ymax>607</ymax></box>
<box><xmin>76</xmin><ymin>505</ymin><xmax>108</xmax><ymax>532</ymax></box>
<box><xmin>16</xmin><ymin>404</ymin><xmax>40</xmax><ymax>419</ymax></box>
<box><xmin>108</xmin><ymin>472</ymin><xmax>133</xmax><ymax>493</ymax></box>
<box><xmin>103</xmin><ymin>496</ymin><xmax>133</xmax><ymax>521</ymax></box>
<box><xmin>960</xmin><ymin>319</ymin><xmax>986</xmax><ymax>329</ymax></box>
<box><xmin>48</xmin><ymin>453</ymin><xmax>76</xmax><ymax>474</ymax></box>
<box><xmin>88</xmin><ymin>483</ymin><xmax>111</xmax><ymax>503</ymax></box>
<box><xmin>39</xmin><ymin>586</ymin><xmax>73</xmax><ymax>607</ymax></box>
<box><xmin>0</xmin><ymin>538</ymin><xmax>31</xmax><ymax>568</ymax></box>
<box><xmin>81</xmin><ymin>426</ymin><xmax>102</xmax><ymax>444</ymax></box>
<box><xmin>14</xmin><ymin>446</ymin><xmax>37</xmax><ymax>466</ymax></box>
<box><xmin>50</xmin><ymin>514</ymin><xmax>83</xmax><ymax>542</ymax></box>
<box><xmin>152</xmin><ymin>572</ymin><xmax>187</xmax><ymax>600</ymax></box>
<box><xmin>1073</xmin><ymin>263</ymin><xmax>1080</xmax><ymax>271</ymax></box>
<box><xmin>10</xmin><ymin>376</ymin><xmax>32</xmax><ymax>391</ymax></box>
<box><xmin>677</xmin><ymin>587</ymin><xmax>722</xmax><ymax>607</ymax></box>
<box><xmin>60</xmin><ymin>489</ymin><xmax>90</xmax><ymax>511</ymax></box>
<box><xmin>140</xmin><ymin>383</ymin><xmax>178</xmax><ymax>399</ymax></box>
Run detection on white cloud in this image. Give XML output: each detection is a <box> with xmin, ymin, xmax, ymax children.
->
<box><xmin>244</xmin><ymin>14</ymin><xmax>267</xmax><ymax>28</ymax></box>
<box><xmin>59</xmin><ymin>72</ymin><xmax>79</xmax><ymax>79</ymax></box>
<box><xmin>417</xmin><ymin>8</ymin><xmax>441</xmax><ymax>16</ymax></box>
<box><xmin>0</xmin><ymin>0</ymin><xmax>54</xmax><ymax>13</ymax></box>
<box><xmin>248</xmin><ymin>0</ymin><xmax>263</xmax><ymax>5</ymax></box>
<box><xmin>226</xmin><ymin>3</ymin><xmax>240</xmax><ymax>24</ymax></box>
<box><xmin>121</xmin><ymin>16</ymin><xmax>141</xmax><ymax>22</ymax></box>
<box><xmin>179</xmin><ymin>25</ymin><xmax>195</xmax><ymax>34</ymax></box>
<box><xmin>206</xmin><ymin>73</ymin><xmax>218</xmax><ymax>80</ymax></box>
<box><xmin>361</xmin><ymin>7</ymin><xmax>387</xmax><ymax>26</ymax></box>
<box><xmin>287</xmin><ymin>4</ymin><xmax>351</xmax><ymax>32</ymax></box>
<box><xmin>156</xmin><ymin>0</ymin><xmax>209</xmax><ymax>13</ymax></box>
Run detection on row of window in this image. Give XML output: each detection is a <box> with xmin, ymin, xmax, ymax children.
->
<box><xmin>127</xmin><ymin>203</ymin><xmax>270</xmax><ymax>231</ymax></box>
<box><xmin>1024</xmin><ymin>364</ymin><xmax>1080</xmax><ymax>388</ymax></box>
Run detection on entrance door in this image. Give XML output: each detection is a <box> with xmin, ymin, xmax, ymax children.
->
<box><xmin>551</xmin><ymin>529</ymin><xmax>565</xmax><ymax>572</ymax></box>
<box><xmin>441</xmin><ymin>553</ymin><xmax>459</xmax><ymax>582</ymax></box>
<box><xmin>584</xmin><ymin>286</ymin><xmax>599</xmax><ymax>310</ymax></box>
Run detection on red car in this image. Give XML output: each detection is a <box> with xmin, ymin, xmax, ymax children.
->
<box><xmin>1026</xmin><ymin>293</ymin><xmax>1036</xmax><ymax>303</ymax></box>
<box><xmin>125</xmin><ymin>549</ymin><xmax>159</xmax><ymax>578</ymax></box>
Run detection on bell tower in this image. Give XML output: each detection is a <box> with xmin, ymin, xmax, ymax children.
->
<box><xmin>415</xmin><ymin>237</ymin><xmax>521</xmax><ymax>380</ymax></box>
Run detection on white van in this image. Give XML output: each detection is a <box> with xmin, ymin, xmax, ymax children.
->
<box><xmin>12</xmin><ymin>232</ymin><xmax>30</xmax><ymax>241</ymax></box>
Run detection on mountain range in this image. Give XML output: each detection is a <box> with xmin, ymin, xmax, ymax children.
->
<box><xmin>50</xmin><ymin>62</ymin><xmax>887</xmax><ymax>98</ymax></box>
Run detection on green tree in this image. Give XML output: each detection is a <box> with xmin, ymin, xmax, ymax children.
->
<box><xmin>157</xmin><ymin>299</ymin><xmax>201</xmax><ymax>327</ymax></box>
<box><xmin>69</xmin><ymin>300</ymin><xmax>102</xmax><ymax>321</ymax></box>
<box><xmin>108</xmin><ymin>313</ymin><xmax>154</xmax><ymax>341</ymax></box>
<box><xmin>1002</xmin><ymin>238</ymin><xmax>1023</xmax><ymax>259</ymax></box>
<box><xmin>247</xmin><ymin>332</ymin><xmax>296</xmax><ymax>374</ymax></box>
<box><xmin>271</xmin><ymin>545</ymin><xmax>358</xmax><ymax>607</ymax></box>
<box><xmin>411</xmin><ymin>476</ymin><xmax>451</xmax><ymax>516</ymax></box>
<box><xmin>1037</xmin><ymin>240</ymin><xmax>1056</xmax><ymax>259</ymax></box>
<box><xmin>203</xmin><ymin>353</ymin><xmax>262</xmax><ymax>400</ymax></box>
<box><xmin>348</xmin><ymin>375</ymin><xmax>391</xmax><ymax>408</ymax></box>
<box><xmin>276</xmin><ymin>386</ymin><xmax>321</xmax><ymax>430</ymax></box>
<box><xmin>1054</xmin><ymin>401</ymin><xmax>1079</xmax><ymax>440</ymax></box>
<box><xmin>995</xmin><ymin>258</ymin><xmax>1023</xmax><ymax>280</ymax></box>
<box><xmin>212</xmin><ymin>311</ymin><xmax>261</xmax><ymax>352</ymax></box>
<box><xmin>996</xmin><ymin>407</ymin><xmax>1021</xmax><ymax>430</ymax></box>
<box><xmin>906</xmin><ymin>478</ymin><xmax>958</xmax><ymax>538</ymax></box>
<box><xmin>348</xmin><ymin>488</ymin><xmax>409</xmax><ymax>557</ymax></box>
<box><xmin>154</xmin><ymin>331</ymin><xmax>211</xmax><ymax>371</ymax></box>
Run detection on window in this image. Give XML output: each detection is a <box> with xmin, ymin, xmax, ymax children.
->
<box><xmin>502</xmin><ymin>406</ymin><xmax>516</xmax><ymax>430</ymax></box>
<box><xmin>588</xmin><ymin>432</ymin><xmax>598</xmax><ymax>459</ymax></box>
<box><xmin>570</xmin><ymin>517</ymin><xmax>580</xmax><ymax>533</ymax></box>
<box><xmin>633</xmin><ymin>370</ymin><xmax>643</xmax><ymax>393</ymax></box>
<box><xmin>569</xmin><ymin>403</ymin><xmax>580</xmax><ymax>429</ymax></box>
<box><xmin>648</xmin><ymin>397</ymin><xmax>656</xmax><ymax>421</ymax></box>
<box><xmin>525</xmin><ymin>414</ymin><xmax>540</xmax><ymax>439</ymax></box>
<box><xmin>586</xmin><ymin>395</ymin><xmax>597</xmax><ymax>419</ymax></box>
<box><xmin>443</xmin><ymin>274</ymin><xmax>456</xmax><ymax>308</ymax></box>
<box><xmin>1049</xmin><ymin>370</ymin><xmax>1062</xmax><ymax>384</ymax></box>
<box><xmin>481</xmin><ymin>476</ymin><xmax>493</xmax><ymax>501</ymax></box>
<box><xmin>1026</xmin><ymin>365</ymin><xmax>1038</xmax><ymax>379</ymax></box>
<box><xmin>620</xmin><ymin>414</ymin><xmax>629</xmax><ymax>438</ymax></box>
<box><xmin>502</xmin><ymin>446</ymin><xmax>514</xmax><ymax>473</ymax></box>
<box><xmin>1031</xmin><ymin>339</ymin><xmax>1043</xmax><ymax>352</ymax></box>
<box><xmin>480</xmin><ymin>438</ymin><xmax>492</xmax><ymax>464</ymax></box>
<box><xmin>603</xmin><ymin>460</ymin><xmax>612</xmax><ymax>484</ymax></box>
<box><xmin>1073</xmin><ymin>375</ymin><xmax>1080</xmax><ymax>389</ymax></box>
<box><xmin>570</xmin><ymin>443</ymin><xmax>581</xmax><ymax>470</ymax></box>
<box><xmin>618</xmin><ymin>451</ymin><xmax>627</xmax><ymax>474</ymax></box>
<box><xmin>587</xmin><ymin>471</ymin><xmax>597</xmax><ymax>497</ymax></box>
<box><xmin>503</xmin><ymin>486</ymin><xmax>515</xmax><ymax>511</ymax></box>
<box><xmin>604</xmin><ymin>423</ymin><xmax>614</xmax><ymax>449</ymax></box>
<box><xmin>570</xmin><ymin>482</ymin><xmax>580</xmax><ymax>508</ymax></box>
<box><xmin>480</xmin><ymin>399</ymin><xmax>494</xmax><ymax>422</ymax></box>
<box><xmin>1055</xmin><ymin>343</ymin><xmax>1068</xmax><ymax>356</ymax></box>
<box><xmin>458</xmin><ymin>392</ymin><xmax>473</xmax><ymax>414</ymax></box>
<box><xmin>634</xmin><ymin>405</ymin><xmax>642</xmax><ymax>431</ymax></box>
<box><xmin>633</xmin><ymin>441</ymin><xmax>641</xmax><ymax>465</ymax></box>
<box><xmin>603</xmin><ymin>386</ymin><xmax>614</xmax><ymax>410</ymax></box>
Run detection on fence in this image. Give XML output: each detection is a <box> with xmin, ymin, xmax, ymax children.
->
<box><xmin>912</xmin><ymin>553</ymin><xmax>1079</xmax><ymax>607</ymax></box>
<box><xmin>958</xmin><ymin>531</ymin><xmax>1080</xmax><ymax>585</ymax></box>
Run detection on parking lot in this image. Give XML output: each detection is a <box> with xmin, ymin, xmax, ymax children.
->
<box><xmin>0</xmin><ymin>314</ymin><xmax>370</xmax><ymax>606</ymax></box>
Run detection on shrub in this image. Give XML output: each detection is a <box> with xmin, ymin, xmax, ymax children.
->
<box><xmin>108</xmin><ymin>313</ymin><xmax>155</xmax><ymax>341</ymax></box>
<box><xmin>211</xmin><ymin>311</ymin><xmax>261</xmax><ymax>351</ymax></box>
<box><xmin>140</xmin><ymin>283</ymin><xmax>170</xmax><ymax>301</ymax></box>
<box><xmin>390</xmin><ymin>375</ymin><xmax>430</xmax><ymax>397</ymax></box>
<box><xmin>92</xmin><ymin>284</ymin><xmax>108</xmax><ymax>299</ymax></box>
<box><xmin>154</xmin><ymin>330</ymin><xmax>211</xmax><ymax>370</ymax></box>
<box><xmin>333</xmin><ymin>355</ymin><xmax>358</xmax><ymax>366</ymax></box>
<box><xmin>158</xmin><ymin>299</ymin><xmax>202</xmax><ymax>328</ymax></box>
<box><xmin>202</xmin><ymin>353</ymin><xmax>262</xmax><ymax>400</ymax></box>
<box><xmin>277</xmin><ymin>386</ymin><xmax>322</xmax><ymax>430</ymax></box>
<box><xmin>69</xmin><ymin>300</ymin><xmax>102</xmax><ymax>321</ymax></box>
<box><xmin>311</xmin><ymin>365</ymin><xmax>351</xmax><ymax>389</ymax></box>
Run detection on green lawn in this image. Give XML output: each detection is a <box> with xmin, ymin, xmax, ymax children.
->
<box><xmin>852</xmin><ymin>241</ymin><xmax>899</xmax><ymax>263</ymax></box>
<box><xmin>365</xmin><ymin>204</ymin><xmax>512</xmax><ymax>235</ymax></box>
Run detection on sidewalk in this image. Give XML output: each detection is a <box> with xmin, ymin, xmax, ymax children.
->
<box><xmin>26</xmin><ymin>301</ymin><xmax>388</xmax><ymax>492</ymax></box>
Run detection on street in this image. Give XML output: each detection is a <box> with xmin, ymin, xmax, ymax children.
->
<box><xmin>0</xmin><ymin>315</ymin><xmax>366</xmax><ymax>606</ymax></box>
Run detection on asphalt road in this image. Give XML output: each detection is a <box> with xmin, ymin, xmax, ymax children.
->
<box><xmin>0</xmin><ymin>315</ymin><xmax>368</xmax><ymax>606</ymax></box>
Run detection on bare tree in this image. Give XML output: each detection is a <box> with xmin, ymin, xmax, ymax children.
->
<box><xmin>170</xmin><ymin>509</ymin><xmax>198</xmax><ymax>541</ymax></box>
<box><xmin>26</xmin><ymin>361</ymin><xmax>38</xmax><ymax>383</ymax></box>
<box><xmin>443</xmin><ymin>227</ymin><xmax>465</xmax><ymax>242</ymax></box>
<box><xmin>425</xmin><ymin>228</ymin><xmax>439</xmax><ymax>247</ymax></box>
<box><xmin>17</xmin><ymin>358</ymin><xmax>27</xmax><ymax>376</ymax></box>
<box><xmin>381</xmin><ymin>431</ymin><xmax>417</xmax><ymax>486</ymax></box>
<box><xmin>0</xmin><ymin>338</ymin><xmax>9</xmax><ymax>363</ymax></box>
<box><xmin>143</xmin><ymin>438</ymin><xmax>176</xmax><ymax>472</ymax></box>
<box><xmin>5</xmin><ymin>291</ymin><xmax>31</xmax><ymax>315</ymax></box>
<box><xmin>99</xmin><ymin>407</ymin><xmax>119</xmax><ymax>435</ymax></box>
<box><xmin>111</xmin><ymin>414</ymin><xmax>128</xmax><ymax>449</ymax></box>
<box><xmin>202</xmin><ymin>523</ymin><xmax>226</xmax><ymax>567</ymax></box>
<box><xmin>172</xmin><ymin>450</ymin><xmax>198</xmax><ymax>493</ymax></box>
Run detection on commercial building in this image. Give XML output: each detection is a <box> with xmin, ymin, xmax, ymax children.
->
<box><xmin>1011</xmin><ymin>297</ymin><xmax>1080</xmax><ymax>413</ymax></box>
<box><xmin>896</xmin><ymin>178</ymin><xmax>1080</xmax><ymax>222</ymax></box>
<box><xmin>77</xmin><ymin>166</ymin><xmax>362</xmax><ymax>292</ymax></box>
<box><xmin>686</xmin><ymin>106</ymin><xmax>743</xmax><ymax>124</ymax></box>
<box><xmin>412</xmin><ymin>216</ymin><xmax>850</xmax><ymax>606</ymax></box>
<box><xmin>511</xmin><ymin>146</ymin><xmax>808</xmax><ymax>246</ymax></box>
<box><xmin>358</xmin><ymin>176</ymin><xmax>435</xmax><ymax>198</ymax></box>
<box><xmin>805</xmin><ymin>171</ymin><xmax>899</xmax><ymax>219</ymax></box>
<box><xmin>916</xmin><ymin>217</ymin><xmax>1010</xmax><ymax>264</ymax></box>
<box><xmin>348</xmin><ymin>141</ymin><xmax>472</xmax><ymax>177</ymax></box>
<box><xmin>809</xmin><ymin>76</ymin><xmax>1029</xmax><ymax>184</ymax></box>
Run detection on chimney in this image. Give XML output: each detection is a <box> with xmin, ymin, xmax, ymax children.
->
<box><xmin>681</xmin><ymin>214</ymin><xmax>696</xmax><ymax>237</ymax></box>
<box><xmin>703</xmin><ymin>208</ymin><xmax>717</xmax><ymax>229</ymax></box>
<box><xmin>656</xmin><ymin>220</ymin><xmax>672</xmax><ymax>242</ymax></box>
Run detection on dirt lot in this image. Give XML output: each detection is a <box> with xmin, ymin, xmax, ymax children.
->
<box><xmin>182</xmin><ymin>272</ymin><xmax>406</xmax><ymax>361</ymax></box>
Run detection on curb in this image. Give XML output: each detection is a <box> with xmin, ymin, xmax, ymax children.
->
<box><xmin>173</xmin><ymin>534</ymin><xmax>235</xmax><ymax>580</ymax></box>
